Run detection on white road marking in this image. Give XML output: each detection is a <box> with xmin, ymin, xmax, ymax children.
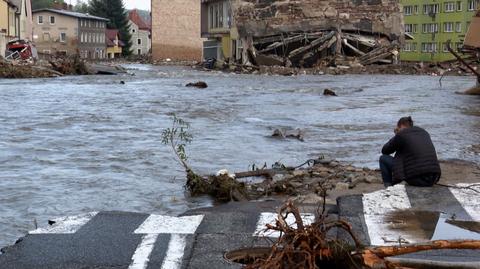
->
<box><xmin>29</xmin><ymin>212</ymin><xmax>98</xmax><ymax>234</ymax></box>
<box><xmin>362</xmin><ymin>184</ymin><xmax>413</xmax><ymax>246</ymax></box>
<box><xmin>128</xmin><ymin>234</ymin><xmax>159</xmax><ymax>269</ymax></box>
<box><xmin>253</xmin><ymin>212</ymin><xmax>316</xmax><ymax>238</ymax></box>
<box><xmin>129</xmin><ymin>214</ymin><xmax>204</xmax><ymax>269</ymax></box>
<box><xmin>134</xmin><ymin>214</ymin><xmax>204</xmax><ymax>234</ymax></box>
<box><xmin>161</xmin><ymin>234</ymin><xmax>187</xmax><ymax>269</ymax></box>
<box><xmin>449</xmin><ymin>184</ymin><xmax>480</xmax><ymax>221</ymax></box>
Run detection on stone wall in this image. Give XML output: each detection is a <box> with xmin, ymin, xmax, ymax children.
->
<box><xmin>151</xmin><ymin>0</ymin><xmax>203</xmax><ymax>61</ymax></box>
<box><xmin>233</xmin><ymin>0</ymin><xmax>404</xmax><ymax>41</ymax></box>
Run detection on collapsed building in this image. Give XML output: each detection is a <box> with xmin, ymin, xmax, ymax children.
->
<box><xmin>201</xmin><ymin>0</ymin><xmax>404</xmax><ymax>68</ymax></box>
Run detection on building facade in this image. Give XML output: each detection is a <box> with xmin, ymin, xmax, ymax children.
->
<box><xmin>32</xmin><ymin>9</ymin><xmax>108</xmax><ymax>59</ymax></box>
<box><xmin>151</xmin><ymin>0</ymin><xmax>203</xmax><ymax>61</ymax></box>
<box><xmin>128</xmin><ymin>9</ymin><xmax>151</xmax><ymax>56</ymax></box>
<box><xmin>401</xmin><ymin>0</ymin><xmax>480</xmax><ymax>62</ymax></box>
<box><xmin>11</xmin><ymin>0</ymin><xmax>33</xmax><ymax>40</ymax></box>
<box><xmin>201</xmin><ymin>0</ymin><xmax>240</xmax><ymax>62</ymax></box>
<box><xmin>106</xmin><ymin>29</ymin><xmax>123</xmax><ymax>58</ymax></box>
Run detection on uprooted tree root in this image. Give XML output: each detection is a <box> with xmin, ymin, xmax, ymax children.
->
<box><xmin>246</xmin><ymin>199</ymin><xmax>363</xmax><ymax>269</ymax></box>
<box><xmin>247</xmin><ymin>200</ymin><xmax>480</xmax><ymax>269</ymax></box>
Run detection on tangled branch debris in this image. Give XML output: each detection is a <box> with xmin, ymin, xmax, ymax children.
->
<box><xmin>246</xmin><ymin>199</ymin><xmax>362</xmax><ymax>269</ymax></box>
<box><xmin>247</xmin><ymin>199</ymin><xmax>480</xmax><ymax>269</ymax></box>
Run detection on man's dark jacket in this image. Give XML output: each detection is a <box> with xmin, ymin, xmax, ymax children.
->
<box><xmin>382</xmin><ymin>126</ymin><xmax>441</xmax><ymax>185</ymax></box>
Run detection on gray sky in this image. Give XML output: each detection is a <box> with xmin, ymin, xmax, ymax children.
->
<box><xmin>69</xmin><ymin>0</ymin><xmax>151</xmax><ymax>11</ymax></box>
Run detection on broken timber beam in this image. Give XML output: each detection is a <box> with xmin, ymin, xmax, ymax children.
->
<box><xmin>342</xmin><ymin>39</ymin><xmax>366</xmax><ymax>56</ymax></box>
<box><xmin>288</xmin><ymin>31</ymin><xmax>336</xmax><ymax>62</ymax></box>
<box><xmin>301</xmin><ymin>36</ymin><xmax>337</xmax><ymax>64</ymax></box>
<box><xmin>259</xmin><ymin>35</ymin><xmax>304</xmax><ymax>54</ymax></box>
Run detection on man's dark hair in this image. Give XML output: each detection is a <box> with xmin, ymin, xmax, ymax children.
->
<box><xmin>397</xmin><ymin>116</ymin><xmax>414</xmax><ymax>127</ymax></box>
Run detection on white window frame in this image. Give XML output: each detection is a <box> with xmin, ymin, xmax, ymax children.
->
<box><xmin>444</xmin><ymin>22</ymin><xmax>454</xmax><ymax>32</ymax></box>
<box><xmin>404</xmin><ymin>6</ymin><xmax>413</xmax><ymax>15</ymax></box>
<box><xmin>49</xmin><ymin>16</ymin><xmax>55</xmax><ymax>25</ymax></box>
<box><xmin>37</xmin><ymin>15</ymin><xmax>43</xmax><ymax>24</ymax></box>
<box><xmin>137</xmin><ymin>38</ymin><xmax>142</xmax><ymax>45</ymax></box>
<box><xmin>60</xmin><ymin>32</ymin><xmax>66</xmax><ymax>42</ymax></box>
<box><xmin>457</xmin><ymin>1</ymin><xmax>463</xmax><ymax>11</ymax></box>
<box><xmin>468</xmin><ymin>0</ymin><xmax>476</xmax><ymax>10</ymax></box>
<box><xmin>456</xmin><ymin>22</ymin><xmax>462</xmax><ymax>32</ymax></box>
<box><xmin>445</xmin><ymin>2</ymin><xmax>456</xmax><ymax>12</ymax></box>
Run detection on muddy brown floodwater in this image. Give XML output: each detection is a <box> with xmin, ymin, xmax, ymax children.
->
<box><xmin>0</xmin><ymin>64</ymin><xmax>479</xmax><ymax>248</ymax></box>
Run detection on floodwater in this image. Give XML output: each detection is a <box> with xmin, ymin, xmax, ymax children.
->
<box><xmin>0</xmin><ymin>65</ymin><xmax>479</xmax><ymax>247</ymax></box>
<box><xmin>385</xmin><ymin>210</ymin><xmax>480</xmax><ymax>242</ymax></box>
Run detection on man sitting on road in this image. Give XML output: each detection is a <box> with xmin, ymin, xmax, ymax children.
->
<box><xmin>379</xmin><ymin>116</ymin><xmax>441</xmax><ymax>187</ymax></box>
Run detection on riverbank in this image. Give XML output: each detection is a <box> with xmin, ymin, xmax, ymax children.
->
<box><xmin>224</xmin><ymin>158</ymin><xmax>480</xmax><ymax>206</ymax></box>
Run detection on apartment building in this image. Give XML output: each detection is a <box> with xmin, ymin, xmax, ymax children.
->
<box><xmin>32</xmin><ymin>8</ymin><xmax>108</xmax><ymax>59</ymax></box>
<box><xmin>401</xmin><ymin>0</ymin><xmax>480</xmax><ymax>62</ymax></box>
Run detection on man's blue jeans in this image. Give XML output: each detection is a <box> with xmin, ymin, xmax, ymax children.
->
<box><xmin>379</xmin><ymin>154</ymin><xmax>394</xmax><ymax>187</ymax></box>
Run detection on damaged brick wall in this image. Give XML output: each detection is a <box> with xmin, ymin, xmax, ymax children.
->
<box><xmin>233</xmin><ymin>0</ymin><xmax>404</xmax><ymax>41</ymax></box>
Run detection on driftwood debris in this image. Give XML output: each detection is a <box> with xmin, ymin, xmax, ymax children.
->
<box><xmin>247</xmin><ymin>30</ymin><xmax>399</xmax><ymax>69</ymax></box>
<box><xmin>247</xmin><ymin>200</ymin><xmax>480</xmax><ymax>269</ymax></box>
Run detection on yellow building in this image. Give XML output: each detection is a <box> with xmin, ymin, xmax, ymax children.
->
<box><xmin>106</xmin><ymin>29</ymin><xmax>123</xmax><ymax>58</ymax></box>
<box><xmin>1</xmin><ymin>0</ymin><xmax>18</xmax><ymax>58</ymax></box>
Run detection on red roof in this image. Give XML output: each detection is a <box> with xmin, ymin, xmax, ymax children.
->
<box><xmin>129</xmin><ymin>9</ymin><xmax>151</xmax><ymax>31</ymax></box>
<box><xmin>105</xmin><ymin>29</ymin><xmax>124</xmax><ymax>47</ymax></box>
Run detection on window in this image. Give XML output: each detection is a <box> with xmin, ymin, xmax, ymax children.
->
<box><xmin>457</xmin><ymin>1</ymin><xmax>463</xmax><ymax>10</ymax></box>
<box><xmin>456</xmin><ymin>42</ymin><xmax>463</xmax><ymax>52</ymax></box>
<box><xmin>404</xmin><ymin>5</ymin><xmax>413</xmax><ymax>15</ymax></box>
<box><xmin>414</xmin><ymin>5</ymin><xmax>419</xmax><ymax>14</ymax></box>
<box><xmin>422</xmin><ymin>42</ymin><xmax>437</xmax><ymax>53</ymax></box>
<box><xmin>405</xmin><ymin>24</ymin><xmax>413</xmax><ymax>33</ymax></box>
<box><xmin>209</xmin><ymin>2</ymin><xmax>224</xmax><ymax>29</ymax></box>
<box><xmin>60</xmin><ymin>32</ymin><xmax>66</xmax><ymax>42</ymax></box>
<box><xmin>444</xmin><ymin>22</ymin><xmax>454</xmax><ymax>32</ymax></box>
<box><xmin>81</xmin><ymin>32</ymin><xmax>84</xmax><ymax>43</ymax></box>
<box><xmin>403</xmin><ymin>42</ymin><xmax>416</xmax><ymax>52</ymax></box>
<box><xmin>49</xmin><ymin>16</ymin><xmax>55</xmax><ymax>24</ymax></box>
<box><xmin>445</xmin><ymin>2</ymin><xmax>455</xmax><ymax>12</ymax></box>
<box><xmin>137</xmin><ymin>49</ymin><xmax>142</xmax><ymax>54</ymax></box>
<box><xmin>423</xmin><ymin>4</ymin><xmax>439</xmax><ymax>14</ymax></box>
<box><xmin>42</xmin><ymin>32</ymin><xmax>50</xmax><ymax>41</ymax></box>
<box><xmin>456</xmin><ymin>22</ymin><xmax>462</xmax><ymax>32</ymax></box>
<box><xmin>468</xmin><ymin>0</ymin><xmax>477</xmax><ymax>10</ymax></box>
<box><xmin>132</xmin><ymin>28</ymin><xmax>136</xmax><ymax>33</ymax></box>
<box><xmin>422</xmin><ymin>23</ymin><xmax>438</xmax><ymax>33</ymax></box>
<box><xmin>137</xmin><ymin>38</ymin><xmax>142</xmax><ymax>45</ymax></box>
<box><xmin>38</xmin><ymin>15</ymin><xmax>43</xmax><ymax>24</ymax></box>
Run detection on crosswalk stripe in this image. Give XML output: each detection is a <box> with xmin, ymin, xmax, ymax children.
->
<box><xmin>253</xmin><ymin>212</ymin><xmax>316</xmax><ymax>238</ymax></box>
<box><xmin>134</xmin><ymin>214</ymin><xmax>204</xmax><ymax>234</ymax></box>
<box><xmin>29</xmin><ymin>212</ymin><xmax>98</xmax><ymax>234</ymax></box>
<box><xmin>362</xmin><ymin>184</ymin><xmax>413</xmax><ymax>246</ymax></box>
<box><xmin>449</xmin><ymin>184</ymin><xmax>480</xmax><ymax>221</ymax></box>
<box><xmin>128</xmin><ymin>234</ymin><xmax>159</xmax><ymax>269</ymax></box>
<box><xmin>129</xmin><ymin>214</ymin><xmax>204</xmax><ymax>269</ymax></box>
<box><xmin>161</xmin><ymin>234</ymin><xmax>187</xmax><ymax>269</ymax></box>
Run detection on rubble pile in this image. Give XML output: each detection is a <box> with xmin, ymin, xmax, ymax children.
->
<box><xmin>48</xmin><ymin>55</ymin><xmax>91</xmax><ymax>75</ymax></box>
<box><xmin>233</xmin><ymin>0</ymin><xmax>403</xmax><ymax>69</ymax></box>
<box><xmin>0</xmin><ymin>58</ymin><xmax>62</xmax><ymax>78</ymax></box>
<box><xmin>247</xmin><ymin>158</ymin><xmax>382</xmax><ymax>199</ymax></box>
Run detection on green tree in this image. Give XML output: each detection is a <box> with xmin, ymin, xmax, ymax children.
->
<box><xmin>88</xmin><ymin>0</ymin><xmax>132</xmax><ymax>56</ymax></box>
<box><xmin>32</xmin><ymin>0</ymin><xmax>63</xmax><ymax>10</ymax></box>
<box><xmin>73</xmin><ymin>0</ymin><xmax>89</xmax><ymax>13</ymax></box>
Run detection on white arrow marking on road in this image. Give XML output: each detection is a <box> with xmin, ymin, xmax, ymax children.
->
<box><xmin>29</xmin><ymin>212</ymin><xmax>98</xmax><ymax>234</ymax></box>
<box><xmin>362</xmin><ymin>184</ymin><xmax>413</xmax><ymax>246</ymax></box>
<box><xmin>254</xmin><ymin>212</ymin><xmax>316</xmax><ymax>238</ymax></box>
<box><xmin>128</xmin><ymin>214</ymin><xmax>204</xmax><ymax>269</ymax></box>
<box><xmin>449</xmin><ymin>184</ymin><xmax>480</xmax><ymax>221</ymax></box>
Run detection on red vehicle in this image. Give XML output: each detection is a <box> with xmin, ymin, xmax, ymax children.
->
<box><xmin>5</xmin><ymin>39</ymin><xmax>38</xmax><ymax>60</ymax></box>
